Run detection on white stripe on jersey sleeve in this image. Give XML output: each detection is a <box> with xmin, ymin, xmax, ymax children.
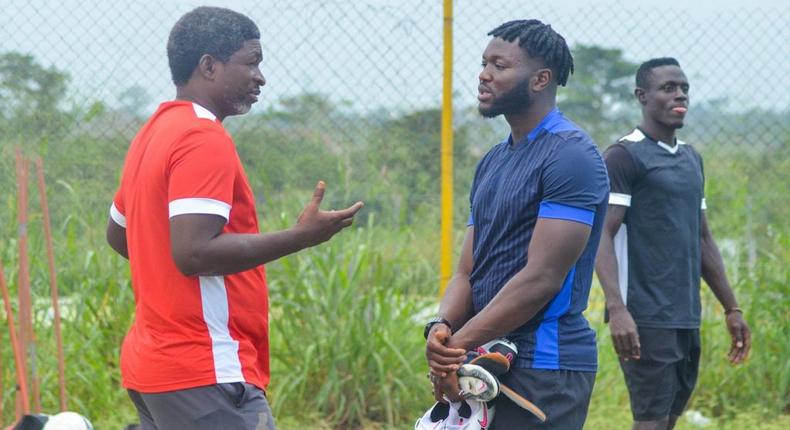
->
<box><xmin>110</xmin><ymin>203</ymin><xmax>127</xmax><ymax>228</ymax></box>
<box><xmin>609</xmin><ymin>193</ymin><xmax>632</xmax><ymax>207</ymax></box>
<box><xmin>613</xmin><ymin>224</ymin><xmax>629</xmax><ymax>305</ymax></box>
<box><xmin>199</xmin><ymin>275</ymin><xmax>245</xmax><ymax>383</ymax></box>
<box><xmin>169</xmin><ymin>198</ymin><xmax>231</xmax><ymax>221</ymax></box>
<box><xmin>701</xmin><ymin>198</ymin><xmax>707</xmax><ymax>210</ymax></box>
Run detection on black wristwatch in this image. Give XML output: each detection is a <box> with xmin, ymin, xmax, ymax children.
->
<box><xmin>423</xmin><ymin>317</ymin><xmax>452</xmax><ymax>339</ymax></box>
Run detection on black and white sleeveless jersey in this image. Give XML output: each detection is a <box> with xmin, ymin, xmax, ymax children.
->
<box><xmin>604</xmin><ymin>127</ymin><xmax>706</xmax><ymax>328</ymax></box>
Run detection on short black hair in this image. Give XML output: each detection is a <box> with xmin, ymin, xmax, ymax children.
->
<box><xmin>167</xmin><ymin>6</ymin><xmax>260</xmax><ymax>86</ymax></box>
<box><xmin>636</xmin><ymin>57</ymin><xmax>681</xmax><ymax>88</ymax></box>
<box><xmin>487</xmin><ymin>19</ymin><xmax>574</xmax><ymax>86</ymax></box>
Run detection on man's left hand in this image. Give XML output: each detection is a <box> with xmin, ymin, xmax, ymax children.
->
<box><xmin>725</xmin><ymin>311</ymin><xmax>751</xmax><ymax>364</ymax></box>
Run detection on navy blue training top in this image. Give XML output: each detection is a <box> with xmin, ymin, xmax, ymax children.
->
<box><xmin>468</xmin><ymin>108</ymin><xmax>609</xmax><ymax>372</ymax></box>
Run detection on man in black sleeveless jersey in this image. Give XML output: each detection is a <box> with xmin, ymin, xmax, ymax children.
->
<box><xmin>595</xmin><ymin>58</ymin><xmax>751</xmax><ymax>430</ymax></box>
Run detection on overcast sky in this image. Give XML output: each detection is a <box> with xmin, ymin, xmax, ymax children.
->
<box><xmin>2</xmin><ymin>0</ymin><xmax>788</xmax><ymax>115</ymax></box>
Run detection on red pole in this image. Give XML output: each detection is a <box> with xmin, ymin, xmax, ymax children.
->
<box><xmin>35</xmin><ymin>157</ymin><xmax>68</xmax><ymax>411</ymax></box>
<box><xmin>0</xmin><ymin>262</ymin><xmax>30</xmax><ymax>418</ymax></box>
<box><xmin>0</xmin><ymin>333</ymin><xmax>3</xmax><ymax>424</ymax></box>
<box><xmin>15</xmin><ymin>148</ymin><xmax>34</xmax><ymax>414</ymax></box>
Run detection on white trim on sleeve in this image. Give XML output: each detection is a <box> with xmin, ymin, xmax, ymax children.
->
<box><xmin>169</xmin><ymin>198</ymin><xmax>231</xmax><ymax>221</ymax></box>
<box><xmin>609</xmin><ymin>193</ymin><xmax>632</xmax><ymax>207</ymax></box>
<box><xmin>701</xmin><ymin>198</ymin><xmax>707</xmax><ymax>210</ymax></box>
<box><xmin>110</xmin><ymin>203</ymin><xmax>127</xmax><ymax>228</ymax></box>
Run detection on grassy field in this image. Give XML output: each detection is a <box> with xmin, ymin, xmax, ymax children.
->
<box><xmin>1</xmin><ymin>209</ymin><xmax>787</xmax><ymax>429</ymax></box>
<box><xmin>0</xmin><ymin>144</ymin><xmax>787</xmax><ymax>429</ymax></box>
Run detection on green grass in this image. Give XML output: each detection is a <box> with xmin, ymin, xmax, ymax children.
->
<box><xmin>0</xmin><ymin>156</ymin><xmax>787</xmax><ymax>429</ymax></box>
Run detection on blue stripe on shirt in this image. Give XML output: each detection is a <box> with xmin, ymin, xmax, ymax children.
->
<box><xmin>532</xmin><ymin>265</ymin><xmax>576</xmax><ymax>369</ymax></box>
<box><xmin>538</xmin><ymin>201</ymin><xmax>595</xmax><ymax>225</ymax></box>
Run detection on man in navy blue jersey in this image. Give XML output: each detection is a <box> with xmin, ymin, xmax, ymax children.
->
<box><xmin>423</xmin><ymin>19</ymin><xmax>609</xmax><ymax>429</ymax></box>
<box><xmin>595</xmin><ymin>58</ymin><xmax>751</xmax><ymax>430</ymax></box>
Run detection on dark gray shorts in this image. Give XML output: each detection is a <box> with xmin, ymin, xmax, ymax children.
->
<box><xmin>128</xmin><ymin>382</ymin><xmax>276</xmax><ymax>430</ymax></box>
<box><xmin>619</xmin><ymin>327</ymin><xmax>700</xmax><ymax>421</ymax></box>
<box><xmin>492</xmin><ymin>368</ymin><xmax>595</xmax><ymax>430</ymax></box>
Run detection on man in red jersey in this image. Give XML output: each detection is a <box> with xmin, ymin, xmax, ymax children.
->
<box><xmin>106</xmin><ymin>6</ymin><xmax>363</xmax><ymax>429</ymax></box>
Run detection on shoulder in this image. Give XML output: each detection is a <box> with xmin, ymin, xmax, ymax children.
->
<box><xmin>159</xmin><ymin>101</ymin><xmax>232</xmax><ymax>143</ymax></box>
<box><xmin>608</xmin><ymin>128</ymin><xmax>653</xmax><ymax>167</ymax></box>
<box><xmin>546</xmin><ymin>128</ymin><xmax>604</xmax><ymax>170</ymax></box>
<box><xmin>678</xmin><ymin>139</ymin><xmax>703</xmax><ymax>158</ymax></box>
<box><xmin>617</xmin><ymin>128</ymin><xmax>649</xmax><ymax>145</ymax></box>
<box><xmin>541</xmin><ymin>112</ymin><xmax>601</xmax><ymax>159</ymax></box>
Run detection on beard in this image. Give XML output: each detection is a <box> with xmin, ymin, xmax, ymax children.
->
<box><xmin>478</xmin><ymin>79</ymin><xmax>531</xmax><ymax>118</ymax></box>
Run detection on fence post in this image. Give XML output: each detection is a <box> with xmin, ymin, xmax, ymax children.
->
<box><xmin>439</xmin><ymin>0</ymin><xmax>454</xmax><ymax>296</ymax></box>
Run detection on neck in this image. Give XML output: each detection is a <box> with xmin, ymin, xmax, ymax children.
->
<box><xmin>175</xmin><ymin>87</ymin><xmax>224</xmax><ymax>121</ymax></box>
<box><xmin>639</xmin><ymin>119</ymin><xmax>676</xmax><ymax>146</ymax></box>
<box><xmin>505</xmin><ymin>101</ymin><xmax>555</xmax><ymax>145</ymax></box>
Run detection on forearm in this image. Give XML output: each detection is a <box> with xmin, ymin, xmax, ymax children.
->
<box><xmin>178</xmin><ymin>228</ymin><xmax>310</xmax><ymax>276</ymax></box>
<box><xmin>437</xmin><ymin>274</ymin><xmax>475</xmax><ymax>331</ymax></box>
<box><xmin>595</xmin><ymin>236</ymin><xmax>627</xmax><ymax>312</ymax></box>
<box><xmin>449</xmin><ymin>269</ymin><xmax>561</xmax><ymax>350</ymax></box>
<box><xmin>701</xmin><ymin>233</ymin><xmax>738</xmax><ymax>310</ymax></box>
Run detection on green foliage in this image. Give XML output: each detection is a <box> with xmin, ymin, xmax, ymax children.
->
<box><xmin>0</xmin><ymin>50</ymin><xmax>787</xmax><ymax>429</ymax></box>
<box><xmin>266</xmin><ymin>214</ymin><xmax>434</xmax><ymax>428</ymax></box>
<box><xmin>560</xmin><ymin>44</ymin><xmax>640</xmax><ymax>146</ymax></box>
<box><xmin>0</xmin><ymin>52</ymin><xmax>73</xmax><ymax>146</ymax></box>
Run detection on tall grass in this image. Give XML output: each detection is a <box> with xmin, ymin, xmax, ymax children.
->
<box><xmin>267</xmin><ymin>214</ymin><xmax>432</xmax><ymax>428</ymax></box>
<box><xmin>0</xmin><ymin>159</ymin><xmax>787</xmax><ymax>429</ymax></box>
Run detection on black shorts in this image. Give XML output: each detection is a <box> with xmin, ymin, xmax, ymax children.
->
<box><xmin>620</xmin><ymin>327</ymin><xmax>700</xmax><ymax>421</ymax></box>
<box><xmin>492</xmin><ymin>368</ymin><xmax>595</xmax><ymax>430</ymax></box>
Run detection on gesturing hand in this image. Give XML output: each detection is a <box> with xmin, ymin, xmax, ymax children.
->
<box><xmin>296</xmin><ymin>181</ymin><xmax>364</xmax><ymax>246</ymax></box>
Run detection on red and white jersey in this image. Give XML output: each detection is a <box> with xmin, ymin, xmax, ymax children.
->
<box><xmin>110</xmin><ymin>101</ymin><xmax>269</xmax><ymax>393</ymax></box>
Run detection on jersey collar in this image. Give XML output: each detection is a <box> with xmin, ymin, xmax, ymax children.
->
<box><xmin>507</xmin><ymin>107</ymin><xmax>564</xmax><ymax>147</ymax></box>
<box><xmin>527</xmin><ymin>107</ymin><xmax>563</xmax><ymax>142</ymax></box>
<box><xmin>636</xmin><ymin>126</ymin><xmax>686</xmax><ymax>154</ymax></box>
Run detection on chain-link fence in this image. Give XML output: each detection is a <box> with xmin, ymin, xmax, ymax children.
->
<box><xmin>2</xmin><ymin>1</ymin><xmax>788</xmax><ymax>227</ymax></box>
<box><xmin>2</xmin><ymin>1</ymin><xmax>788</xmax><ymax>223</ymax></box>
<box><xmin>1</xmin><ymin>0</ymin><xmax>789</xmax><ymax>426</ymax></box>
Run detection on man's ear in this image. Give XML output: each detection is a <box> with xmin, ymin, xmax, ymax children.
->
<box><xmin>634</xmin><ymin>88</ymin><xmax>647</xmax><ymax>105</ymax></box>
<box><xmin>532</xmin><ymin>68</ymin><xmax>553</xmax><ymax>92</ymax></box>
<box><xmin>196</xmin><ymin>54</ymin><xmax>219</xmax><ymax>80</ymax></box>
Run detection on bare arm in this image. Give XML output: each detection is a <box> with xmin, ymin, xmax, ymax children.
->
<box><xmin>595</xmin><ymin>204</ymin><xmax>641</xmax><ymax>360</ymax></box>
<box><xmin>446</xmin><ymin>217</ymin><xmax>591</xmax><ymax>351</ymax></box>
<box><xmin>426</xmin><ymin>227</ymin><xmax>476</xmax><ymax>377</ymax></box>
<box><xmin>700</xmin><ymin>211</ymin><xmax>750</xmax><ymax>364</ymax></box>
<box><xmin>170</xmin><ymin>181</ymin><xmax>363</xmax><ymax>276</ymax></box>
<box><xmin>106</xmin><ymin>218</ymin><xmax>129</xmax><ymax>259</ymax></box>
<box><xmin>438</xmin><ymin>226</ymin><xmax>476</xmax><ymax>329</ymax></box>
